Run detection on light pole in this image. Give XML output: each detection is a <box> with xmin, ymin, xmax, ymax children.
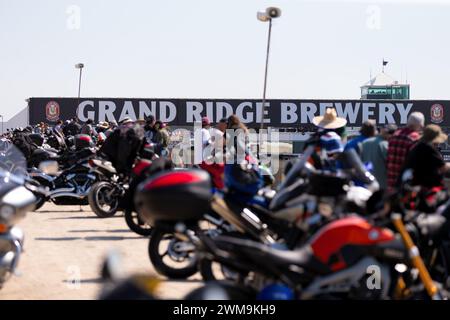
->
<box><xmin>75</xmin><ymin>63</ymin><xmax>84</xmax><ymax>119</ymax></box>
<box><xmin>257</xmin><ymin>7</ymin><xmax>281</xmax><ymax>131</ymax></box>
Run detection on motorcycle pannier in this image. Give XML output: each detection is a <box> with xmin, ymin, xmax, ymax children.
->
<box><xmin>74</xmin><ymin>134</ymin><xmax>93</xmax><ymax>150</ymax></box>
<box><xmin>134</xmin><ymin>169</ymin><xmax>212</xmax><ymax>224</ymax></box>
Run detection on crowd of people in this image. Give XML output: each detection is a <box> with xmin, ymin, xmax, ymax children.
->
<box><xmin>2</xmin><ymin>109</ymin><xmax>449</xmax><ymax>200</ymax></box>
<box><xmin>311</xmin><ymin>107</ymin><xmax>450</xmax><ymax>211</ymax></box>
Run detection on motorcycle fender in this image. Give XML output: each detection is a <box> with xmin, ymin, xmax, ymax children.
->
<box><xmin>2</xmin><ymin>187</ymin><xmax>36</xmax><ymax>218</ymax></box>
<box><xmin>0</xmin><ymin>251</ymin><xmax>15</xmax><ymax>270</ymax></box>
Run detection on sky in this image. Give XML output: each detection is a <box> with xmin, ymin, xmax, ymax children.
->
<box><xmin>1</xmin><ymin>0</ymin><xmax>450</xmax><ymax>120</ymax></box>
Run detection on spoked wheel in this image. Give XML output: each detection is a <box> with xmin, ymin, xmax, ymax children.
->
<box><xmin>88</xmin><ymin>181</ymin><xmax>120</xmax><ymax>218</ymax></box>
<box><xmin>148</xmin><ymin>228</ymin><xmax>198</xmax><ymax>279</ymax></box>
<box><xmin>124</xmin><ymin>209</ymin><xmax>153</xmax><ymax>236</ymax></box>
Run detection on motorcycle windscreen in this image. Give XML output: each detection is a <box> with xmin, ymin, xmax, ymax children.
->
<box><xmin>0</xmin><ymin>144</ymin><xmax>35</xmax><ymax>224</ymax></box>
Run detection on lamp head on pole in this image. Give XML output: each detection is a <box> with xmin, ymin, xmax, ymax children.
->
<box><xmin>257</xmin><ymin>7</ymin><xmax>281</xmax><ymax>22</ymax></box>
<box><xmin>75</xmin><ymin>63</ymin><xmax>84</xmax><ymax>69</ymax></box>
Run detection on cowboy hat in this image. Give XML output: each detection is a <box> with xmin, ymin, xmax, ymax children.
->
<box><xmin>312</xmin><ymin>108</ymin><xmax>347</xmax><ymax>130</ymax></box>
<box><xmin>97</xmin><ymin>121</ymin><xmax>110</xmax><ymax>129</ymax></box>
<box><xmin>119</xmin><ymin>117</ymin><xmax>134</xmax><ymax>125</ymax></box>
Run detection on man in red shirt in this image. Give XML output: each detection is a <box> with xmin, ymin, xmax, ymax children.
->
<box><xmin>386</xmin><ymin>112</ymin><xmax>424</xmax><ymax>191</ymax></box>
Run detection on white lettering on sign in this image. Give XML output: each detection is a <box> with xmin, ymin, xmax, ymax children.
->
<box><xmin>255</xmin><ymin>102</ymin><xmax>270</xmax><ymax>124</ymax></box>
<box><xmin>300</xmin><ymin>103</ymin><xmax>317</xmax><ymax>124</ymax></box>
<box><xmin>69</xmin><ymin>99</ymin><xmax>420</xmax><ymax>127</ymax></box>
<box><xmin>379</xmin><ymin>103</ymin><xmax>396</xmax><ymax>124</ymax></box>
<box><xmin>119</xmin><ymin>101</ymin><xmax>137</xmax><ymax>121</ymax></box>
<box><xmin>362</xmin><ymin>103</ymin><xmax>376</xmax><ymax>122</ymax></box>
<box><xmin>77</xmin><ymin>100</ymin><xmax>95</xmax><ymax>121</ymax></box>
<box><xmin>397</xmin><ymin>103</ymin><xmax>413</xmax><ymax>124</ymax></box>
<box><xmin>98</xmin><ymin>101</ymin><xmax>116</xmax><ymax>122</ymax></box>
<box><xmin>216</xmin><ymin>102</ymin><xmax>233</xmax><ymax>120</ymax></box>
<box><xmin>186</xmin><ymin>101</ymin><xmax>203</xmax><ymax>123</ymax></box>
<box><xmin>281</xmin><ymin>102</ymin><xmax>297</xmax><ymax>123</ymax></box>
<box><xmin>160</xmin><ymin>101</ymin><xmax>176</xmax><ymax>122</ymax></box>
<box><xmin>335</xmin><ymin>102</ymin><xmax>360</xmax><ymax>124</ymax></box>
<box><xmin>236</xmin><ymin>102</ymin><xmax>254</xmax><ymax>123</ymax></box>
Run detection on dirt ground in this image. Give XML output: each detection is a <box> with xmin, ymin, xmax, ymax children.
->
<box><xmin>0</xmin><ymin>203</ymin><xmax>203</xmax><ymax>300</ymax></box>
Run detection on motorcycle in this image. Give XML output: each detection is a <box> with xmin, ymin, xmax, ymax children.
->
<box><xmin>134</xmin><ymin>169</ymin><xmax>448</xmax><ymax>300</ymax></box>
<box><xmin>29</xmin><ymin>147</ymin><xmax>97</xmax><ymax>208</ymax></box>
<box><xmin>144</xmin><ymin>136</ymin><xmax>379</xmax><ymax>281</ymax></box>
<box><xmin>87</xmin><ymin>158</ymin><xmax>125</xmax><ymax>218</ymax></box>
<box><xmin>0</xmin><ymin>145</ymin><xmax>46</xmax><ymax>288</ymax></box>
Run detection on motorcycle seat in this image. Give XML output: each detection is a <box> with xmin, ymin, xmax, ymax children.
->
<box><xmin>269</xmin><ymin>179</ymin><xmax>308</xmax><ymax>212</ymax></box>
<box><xmin>212</xmin><ymin>235</ymin><xmax>330</xmax><ymax>275</ymax></box>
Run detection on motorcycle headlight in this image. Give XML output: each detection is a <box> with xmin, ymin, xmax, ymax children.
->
<box><xmin>0</xmin><ymin>205</ymin><xmax>15</xmax><ymax>222</ymax></box>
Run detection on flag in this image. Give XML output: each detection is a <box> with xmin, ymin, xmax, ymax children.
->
<box><xmin>383</xmin><ymin>60</ymin><xmax>388</xmax><ymax>66</ymax></box>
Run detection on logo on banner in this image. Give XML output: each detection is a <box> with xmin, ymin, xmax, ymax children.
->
<box><xmin>45</xmin><ymin>101</ymin><xmax>60</xmax><ymax>122</ymax></box>
<box><xmin>430</xmin><ymin>104</ymin><xmax>444</xmax><ymax>124</ymax></box>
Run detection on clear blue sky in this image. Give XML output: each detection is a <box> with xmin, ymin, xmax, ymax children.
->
<box><xmin>1</xmin><ymin>0</ymin><xmax>449</xmax><ymax>120</ymax></box>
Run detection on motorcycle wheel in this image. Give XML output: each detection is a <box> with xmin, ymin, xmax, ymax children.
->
<box><xmin>148</xmin><ymin>229</ymin><xmax>198</xmax><ymax>279</ymax></box>
<box><xmin>88</xmin><ymin>181</ymin><xmax>120</xmax><ymax>218</ymax></box>
<box><xmin>34</xmin><ymin>195</ymin><xmax>47</xmax><ymax>211</ymax></box>
<box><xmin>124</xmin><ymin>209</ymin><xmax>153</xmax><ymax>236</ymax></box>
<box><xmin>199</xmin><ymin>258</ymin><xmax>243</xmax><ymax>282</ymax></box>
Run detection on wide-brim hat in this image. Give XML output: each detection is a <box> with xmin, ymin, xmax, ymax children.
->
<box><xmin>312</xmin><ymin>108</ymin><xmax>347</xmax><ymax>129</ymax></box>
<box><xmin>120</xmin><ymin>117</ymin><xmax>134</xmax><ymax>125</ymax></box>
<box><xmin>97</xmin><ymin>121</ymin><xmax>109</xmax><ymax>129</ymax></box>
<box><xmin>423</xmin><ymin>124</ymin><xmax>448</xmax><ymax>144</ymax></box>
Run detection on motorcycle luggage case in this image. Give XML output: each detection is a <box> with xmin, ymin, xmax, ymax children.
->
<box><xmin>74</xmin><ymin>134</ymin><xmax>93</xmax><ymax>150</ymax></box>
<box><xmin>134</xmin><ymin>169</ymin><xmax>212</xmax><ymax>224</ymax></box>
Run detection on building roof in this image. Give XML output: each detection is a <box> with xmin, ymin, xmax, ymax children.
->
<box><xmin>362</xmin><ymin>72</ymin><xmax>400</xmax><ymax>87</ymax></box>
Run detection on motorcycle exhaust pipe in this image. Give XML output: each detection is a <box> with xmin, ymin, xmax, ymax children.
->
<box><xmin>391</xmin><ymin>213</ymin><xmax>442</xmax><ymax>300</ymax></box>
<box><xmin>49</xmin><ymin>190</ymin><xmax>88</xmax><ymax>199</ymax></box>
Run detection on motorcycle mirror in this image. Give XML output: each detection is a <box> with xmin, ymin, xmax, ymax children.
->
<box><xmin>38</xmin><ymin>160</ymin><xmax>59</xmax><ymax>175</ymax></box>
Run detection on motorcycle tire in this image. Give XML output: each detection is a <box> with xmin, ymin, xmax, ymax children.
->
<box><xmin>199</xmin><ymin>258</ymin><xmax>244</xmax><ymax>282</ymax></box>
<box><xmin>124</xmin><ymin>209</ymin><xmax>153</xmax><ymax>236</ymax></box>
<box><xmin>148</xmin><ymin>229</ymin><xmax>198</xmax><ymax>279</ymax></box>
<box><xmin>34</xmin><ymin>196</ymin><xmax>46</xmax><ymax>211</ymax></box>
<box><xmin>88</xmin><ymin>181</ymin><xmax>119</xmax><ymax>218</ymax></box>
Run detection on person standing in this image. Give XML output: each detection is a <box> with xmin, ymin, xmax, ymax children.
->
<box><xmin>361</xmin><ymin>124</ymin><xmax>397</xmax><ymax>191</ymax></box>
<box><xmin>63</xmin><ymin>117</ymin><xmax>82</xmax><ymax>136</ymax></box>
<box><xmin>403</xmin><ymin>124</ymin><xmax>450</xmax><ymax>188</ymax></box>
<box><xmin>144</xmin><ymin>115</ymin><xmax>156</xmax><ymax>143</ymax></box>
<box><xmin>54</xmin><ymin>120</ymin><xmax>64</xmax><ymax>136</ymax></box>
<box><xmin>402</xmin><ymin>124</ymin><xmax>450</xmax><ymax>211</ymax></box>
<box><xmin>344</xmin><ymin>120</ymin><xmax>377</xmax><ymax>154</ymax></box>
<box><xmin>152</xmin><ymin>120</ymin><xmax>170</xmax><ymax>156</ymax></box>
<box><xmin>386</xmin><ymin>112</ymin><xmax>424</xmax><ymax>191</ymax></box>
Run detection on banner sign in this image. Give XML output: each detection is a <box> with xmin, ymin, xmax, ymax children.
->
<box><xmin>29</xmin><ymin>97</ymin><xmax>450</xmax><ymax>129</ymax></box>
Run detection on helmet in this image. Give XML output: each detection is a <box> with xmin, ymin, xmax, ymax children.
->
<box><xmin>257</xmin><ymin>284</ymin><xmax>294</xmax><ymax>300</ymax></box>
